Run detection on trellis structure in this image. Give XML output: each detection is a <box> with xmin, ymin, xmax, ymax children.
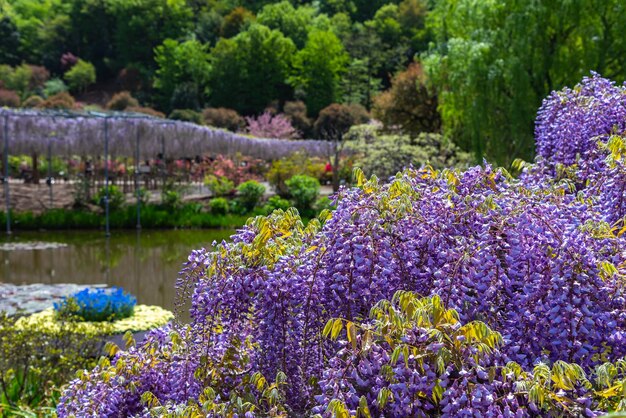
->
<box><xmin>0</xmin><ymin>109</ymin><xmax>333</xmax><ymax>235</ymax></box>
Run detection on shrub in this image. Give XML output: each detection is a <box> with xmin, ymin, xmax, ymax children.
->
<box><xmin>57</xmin><ymin>161</ymin><xmax>626</xmax><ymax>415</ymax></box>
<box><xmin>64</xmin><ymin>59</ymin><xmax>96</xmax><ymax>93</ymax></box>
<box><xmin>161</xmin><ymin>181</ymin><xmax>184</xmax><ymax>209</ymax></box>
<box><xmin>283</xmin><ymin>100</ymin><xmax>312</xmax><ymax>137</ymax></box>
<box><xmin>262</xmin><ymin>195</ymin><xmax>292</xmax><ymax>214</ymax></box>
<box><xmin>236</xmin><ymin>180</ymin><xmax>266</xmax><ymax>212</ymax></box>
<box><xmin>40</xmin><ymin>91</ymin><xmax>75</xmax><ymax>109</ymax></box>
<box><xmin>285</xmin><ymin>174</ymin><xmax>320</xmax><ymax>214</ymax></box>
<box><xmin>0</xmin><ymin>64</ymin><xmax>12</xmax><ymax>89</ymax></box>
<box><xmin>60</xmin><ymin>52</ymin><xmax>78</xmax><ymax>70</ymax></box>
<box><xmin>7</xmin><ymin>63</ymin><xmax>31</xmax><ymax>96</ymax></box>
<box><xmin>266</xmin><ymin>152</ymin><xmax>325</xmax><ymax>196</ymax></box>
<box><xmin>106</xmin><ymin>91</ymin><xmax>139</xmax><ymax>111</ymax></box>
<box><xmin>0</xmin><ymin>312</ymin><xmax>101</xmax><ymax>413</ymax></box>
<box><xmin>21</xmin><ymin>94</ymin><xmax>44</xmax><ymax>108</ymax></box>
<box><xmin>93</xmin><ymin>185</ymin><xmax>125</xmax><ymax>211</ymax></box>
<box><xmin>204</xmin><ymin>175</ymin><xmax>235</xmax><ymax>197</ymax></box>
<box><xmin>245</xmin><ymin>111</ymin><xmax>300</xmax><ymax>139</ymax></box>
<box><xmin>201</xmin><ymin>154</ymin><xmax>265</xmax><ymax>186</ymax></box>
<box><xmin>55</xmin><ymin>76</ymin><xmax>626</xmax><ymax>418</ymax></box>
<box><xmin>202</xmin><ymin>107</ymin><xmax>245</xmax><ymax>132</ymax></box>
<box><xmin>209</xmin><ymin>197</ymin><xmax>229</xmax><ymax>215</ymax></box>
<box><xmin>347</xmin><ymin>124</ymin><xmax>473</xmax><ymax>179</ymax></box>
<box><xmin>126</xmin><ymin>106</ymin><xmax>165</xmax><ymax>118</ymax></box>
<box><xmin>169</xmin><ymin>108</ymin><xmax>203</xmax><ymax>124</ymax></box>
<box><xmin>27</xmin><ymin>65</ymin><xmax>50</xmax><ymax>91</ymax></box>
<box><xmin>54</xmin><ymin>287</ymin><xmax>136</xmax><ymax>322</ymax></box>
<box><xmin>43</xmin><ymin>78</ymin><xmax>68</xmax><ymax>97</ymax></box>
<box><xmin>314</xmin><ymin>102</ymin><xmax>370</xmax><ymax>139</ymax></box>
<box><xmin>0</xmin><ymin>89</ymin><xmax>20</xmax><ymax>107</ymax></box>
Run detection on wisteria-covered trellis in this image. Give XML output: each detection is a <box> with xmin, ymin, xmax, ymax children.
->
<box><xmin>0</xmin><ymin>108</ymin><xmax>333</xmax><ymax>235</ymax></box>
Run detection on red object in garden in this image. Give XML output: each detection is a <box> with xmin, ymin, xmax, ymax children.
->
<box><xmin>325</xmin><ymin>162</ymin><xmax>332</xmax><ymax>173</ymax></box>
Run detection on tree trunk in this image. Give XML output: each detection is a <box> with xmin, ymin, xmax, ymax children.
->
<box><xmin>332</xmin><ymin>141</ymin><xmax>340</xmax><ymax>192</ymax></box>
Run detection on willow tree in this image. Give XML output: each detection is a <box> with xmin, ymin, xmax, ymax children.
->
<box><xmin>424</xmin><ymin>0</ymin><xmax>626</xmax><ymax>165</ymax></box>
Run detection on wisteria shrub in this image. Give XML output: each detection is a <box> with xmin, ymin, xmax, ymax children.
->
<box><xmin>58</xmin><ymin>75</ymin><xmax>626</xmax><ymax>416</ymax></box>
<box><xmin>534</xmin><ymin>72</ymin><xmax>626</xmax><ymax>181</ymax></box>
<box><xmin>59</xmin><ymin>162</ymin><xmax>626</xmax><ymax>416</ymax></box>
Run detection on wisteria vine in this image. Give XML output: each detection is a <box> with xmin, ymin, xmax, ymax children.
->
<box><xmin>58</xmin><ymin>75</ymin><xmax>626</xmax><ymax>417</ymax></box>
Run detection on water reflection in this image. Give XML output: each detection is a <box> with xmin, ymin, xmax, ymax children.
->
<box><xmin>0</xmin><ymin>229</ymin><xmax>234</xmax><ymax>311</ymax></box>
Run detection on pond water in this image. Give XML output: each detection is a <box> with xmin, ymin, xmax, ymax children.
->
<box><xmin>0</xmin><ymin>229</ymin><xmax>235</xmax><ymax>312</ymax></box>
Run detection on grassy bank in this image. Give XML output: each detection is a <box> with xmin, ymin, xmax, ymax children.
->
<box><xmin>0</xmin><ymin>205</ymin><xmax>257</xmax><ymax>231</ymax></box>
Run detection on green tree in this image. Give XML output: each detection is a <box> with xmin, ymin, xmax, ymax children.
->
<box><xmin>257</xmin><ymin>1</ymin><xmax>317</xmax><ymax>48</ymax></box>
<box><xmin>220</xmin><ymin>6</ymin><xmax>255</xmax><ymax>38</ymax></box>
<box><xmin>0</xmin><ymin>16</ymin><xmax>21</xmax><ymax>66</ymax></box>
<box><xmin>64</xmin><ymin>59</ymin><xmax>96</xmax><ymax>92</ymax></box>
<box><xmin>289</xmin><ymin>30</ymin><xmax>349</xmax><ymax>116</ymax></box>
<box><xmin>424</xmin><ymin>0</ymin><xmax>626</xmax><ymax>164</ymax></box>
<box><xmin>105</xmin><ymin>0</ymin><xmax>193</xmax><ymax>76</ymax></box>
<box><xmin>8</xmin><ymin>0</ymin><xmax>71</xmax><ymax>67</ymax></box>
<box><xmin>67</xmin><ymin>0</ymin><xmax>114</xmax><ymax>78</ymax></box>
<box><xmin>209</xmin><ymin>24</ymin><xmax>295</xmax><ymax>114</ymax></box>
<box><xmin>154</xmin><ymin>39</ymin><xmax>211</xmax><ymax>111</ymax></box>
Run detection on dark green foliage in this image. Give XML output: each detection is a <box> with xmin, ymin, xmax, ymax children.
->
<box><xmin>93</xmin><ymin>185</ymin><xmax>125</xmax><ymax>211</ymax></box>
<box><xmin>209</xmin><ymin>24</ymin><xmax>295</xmax><ymax>114</ymax></box>
<box><xmin>154</xmin><ymin>39</ymin><xmax>211</xmax><ymax>111</ymax></box>
<box><xmin>285</xmin><ymin>174</ymin><xmax>320</xmax><ymax>216</ymax></box>
<box><xmin>424</xmin><ymin>0</ymin><xmax>626</xmax><ymax>164</ymax></box>
<box><xmin>236</xmin><ymin>180</ymin><xmax>266</xmax><ymax>212</ymax></box>
<box><xmin>205</xmin><ymin>175</ymin><xmax>235</xmax><ymax>197</ymax></box>
<box><xmin>0</xmin><ymin>17</ymin><xmax>21</xmax><ymax>66</ymax></box>
<box><xmin>64</xmin><ymin>59</ymin><xmax>96</xmax><ymax>93</ymax></box>
<box><xmin>289</xmin><ymin>30</ymin><xmax>349</xmax><ymax>116</ymax></box>
<box><xmin>0</xmin><ymin>206</ymin><xmax>252</xmax><ymax>230</ymax></box>
<box><xmin>262</xmin><ymin>195</ymin><xmax>292</xmax><ymax>214</ymax></box>
<box><xmin>169</xmin><ymin>109</ymin><xmax>203</xmax><ymax>124</ymax></box>
<box><xmin>209</xmin><ymin>197</ymin><xmax>230</xmax><ymax>215</ymax></box>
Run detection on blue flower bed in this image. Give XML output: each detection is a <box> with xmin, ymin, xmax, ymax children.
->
<box><xmin>54</xmin><ymin>287</ymin><xmax>136</xmax><ymax>322</ymax></box>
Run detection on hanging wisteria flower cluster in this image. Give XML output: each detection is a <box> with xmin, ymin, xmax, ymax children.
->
<box><xmin>534</xmin><ymin>72</ymin><xmax>626</xmax><ymax>180</ymax></box>
<box><xmin>58</xmin><ymin>75</ymin><xmax>626</xmax><ymax>417</ymax></box>
<box><xmin>0</xmin><ymin>109</ymin><xmax>332</xmax><ymax>160</ymax></box>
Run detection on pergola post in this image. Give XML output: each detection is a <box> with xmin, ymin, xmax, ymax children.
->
<box><xmin>47</xmin><ymin>140</ymin><xmax>53</xmax><ymax>208</ymax></box>
<box><xmin>135</xmin><ymin>125</ymin><xmax>141</xmax><ymax>229</ymax></box>
<box><xmin>3</xmin><ymin>114</ymin><xmax>10</xmax><ymax>235</ymax></box>
<box><xmin>104</xmin><ymin>117</ymin><xmax>110</xmax><ymax>237</ymax></box>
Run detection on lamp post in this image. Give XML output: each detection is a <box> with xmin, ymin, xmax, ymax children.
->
<box><xmin>3</xmin><ymin>114</ymin><xmax>10</xmax><ymax>235</ymax></box>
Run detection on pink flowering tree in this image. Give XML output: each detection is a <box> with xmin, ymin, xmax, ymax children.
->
<box><xmin>245</xmin><ymin>112</ymin><xmax>300</xmax><ymax>139</ymax></box>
